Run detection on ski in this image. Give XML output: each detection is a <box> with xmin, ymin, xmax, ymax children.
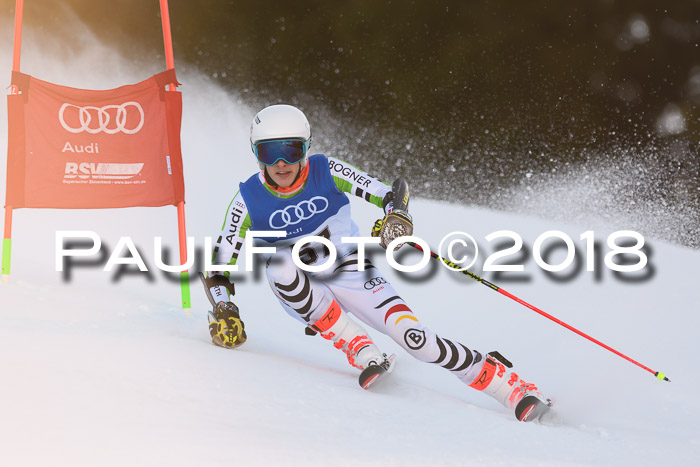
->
<box><xmin>359</xmin><ymin>354</ymin><xmax>396</xmax><ymax>389</ymax></box>
<box><xmin>515</xmin><ymin>395</ymin><xmax>553</xmax><ymax>422</ymax></box>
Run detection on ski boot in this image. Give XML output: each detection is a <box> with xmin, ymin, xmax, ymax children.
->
<box><xmin>310</xmin><ymin>300</ymin><xmax>396</xmax><ymax>389</ymax></box>
<box><xmin>468</xmin><ymin>353</ymin><xmax>552</xmax><ymax>422</ymax></box>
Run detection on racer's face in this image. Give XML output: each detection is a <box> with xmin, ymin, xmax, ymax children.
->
<box><xmin>267</xmin><ymin>159</ymin><xmax>301</xmax><ymax>187</ymax></box>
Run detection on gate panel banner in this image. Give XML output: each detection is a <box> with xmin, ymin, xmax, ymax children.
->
<box><xmin>5</xmin><ymin>70</ymin><xmax>185</xmax><ymax>209</ymax></box>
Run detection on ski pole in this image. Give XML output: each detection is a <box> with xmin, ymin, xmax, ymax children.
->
<box><xmin>387</xmin><ymin>177</ymin><xmax>669</xmax><ymax>382</ymax></box>
<box><xmin>405</xmin><ymin>241</ymin><xmax>670</xmax><ymax>382</ymax></box>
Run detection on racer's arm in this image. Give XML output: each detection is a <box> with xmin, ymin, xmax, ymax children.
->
<box><xmin>208</xmin><ymin>191</ymin><xmax>251</xmax><ymax>300</ymax></box>
<box><xmin>327</xmin><ymin>156</ymin><xmax>394</xmax><ymax>214</ymax></box>
<box><xmin>326</xmin><ymin>156</ymin><xmax>413</xmax><ymax>248</ymax></box>
<box><xmin>205</xmin><ymin>190</ymin><xmax>251</xmax><ymax>349</ymax></box>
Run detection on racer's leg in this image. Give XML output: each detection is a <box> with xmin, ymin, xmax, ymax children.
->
<box><xmin>321</xmin><ymin>258</ymin><xmax>485</xmax><ymax>384</ymax></box>
<box><xmin>265</xmin><ymin>249</ymin><xmax>386</xmax><ymax>370</ymax></box>
<box><xmin>323</xmin><ymin>256</ymin><xmax>548</xmax><ymax>412</ymax></box>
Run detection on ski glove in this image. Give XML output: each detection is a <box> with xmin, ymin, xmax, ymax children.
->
<box><xmin>209</xmin><ymin>301</ymin><xmax>247</xmax><ymax>349</ymax></box>
<box><xmin>371</xmin><ymin>209</ymin><xmax>413</xmax><ymax>249</ymax></box>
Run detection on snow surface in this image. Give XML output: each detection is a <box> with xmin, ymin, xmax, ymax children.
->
<box><xmin>2</xmin><ymin>16</ymin><xmax>700</xmax><ymax>467</ymax></box>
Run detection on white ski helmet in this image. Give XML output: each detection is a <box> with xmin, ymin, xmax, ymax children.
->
<box><xmin>250</xmin><ymin>104</ymin><xmax>312</xmax><ymax>169</ymax></box>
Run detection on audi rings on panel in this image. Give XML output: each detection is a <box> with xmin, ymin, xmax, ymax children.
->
<box><xmin>58</xmin><ymin>102</ymin><xmax>145</xmax><ymax>134</ymax></box>
<box><xmin>268</xmin><ymin>196</ymin><xmax>329</xmax><ymax>229</ymax></box>
<box><xmin>364</xmin><ymin>277</ymin><xmax>387</xmax><ymax>290</ymax></box>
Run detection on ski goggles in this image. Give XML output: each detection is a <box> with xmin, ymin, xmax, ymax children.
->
<box><xmin>253</xmin><ymin>138</ymin><xmax>310</xmax><ymax>166</ymax></box>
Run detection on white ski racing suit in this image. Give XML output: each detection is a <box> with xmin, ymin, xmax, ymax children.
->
<box><xmin>208</xmin><ymin>154</ymin><xmax>548</xmax><ymax>418</ymax></box>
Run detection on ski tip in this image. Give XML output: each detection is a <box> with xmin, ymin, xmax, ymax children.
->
<box><xmin>360</xmin><ymin>373</ymin><xmax>381</xmax><ymax>390</ymax></box>
<box><xmin>655</xmin><ymin>371</ymin><xmax>670</xmax><ymax>382</ymax></box>
<box><xmin>515</xmin><ymin>396</ymin><xmax>552</xmax><ymax>422</ymax></box>
<box><xmin>358</xmin><ymin>354</ymin><xmax>396</xmax><ymax>390</ymax></box>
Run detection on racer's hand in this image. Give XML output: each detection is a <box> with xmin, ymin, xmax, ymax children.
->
<box><xmin>371</xmin><ymin>209</ymin><xmax>413</xmax><ymax>249</ymax></box>
<box><xmin>208</xmin><ymin>301</ymin><xmax>247</xmax><ymax>349</ymax></box>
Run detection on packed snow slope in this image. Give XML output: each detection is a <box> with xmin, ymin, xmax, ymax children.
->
<box><xmin>1</xmin><ymin>199</ymin><xmax>699</xmax><ymax>467</ymax></box>
<box><xmin>1</xmin><ymin>16</ymin><xmax>699</xmax><ymax>467</ymax></box>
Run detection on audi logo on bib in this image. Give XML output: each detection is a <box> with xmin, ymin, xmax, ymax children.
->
<box><xmin>364</xmin><ymin>277</ymin><xmax>388</xmax><ymax>290</ymax></box>
<box><xmin>58</xmin><ymin>102</ymin><xmax>145</xmax><ymax>134</ymax></box>
<box><xmin>269</xmin><ymin>196</ymin><xmax>329</xmax><ymax>229</ymax></box>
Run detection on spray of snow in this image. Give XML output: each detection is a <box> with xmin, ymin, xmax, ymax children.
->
<box><xmin>505</xmin><ymin>143</ymin><xmax>699</xmax><ymax>250</ymax></box>
<box><xmin>656</xmin><ymin>104</ymin><xmax>687</xmax><ymax>136</ymax></box>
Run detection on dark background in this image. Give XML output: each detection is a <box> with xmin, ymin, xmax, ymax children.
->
<box><xmin>4</xmin><ymin>0</ymin><xmax>699</xmax><ymax>246</ymax></box>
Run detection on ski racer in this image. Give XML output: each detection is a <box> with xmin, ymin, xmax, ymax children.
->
<box><xmin>203</xmin><ymin>104</ymin><xmax>551</xmax><ymax>421</ymax></box>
